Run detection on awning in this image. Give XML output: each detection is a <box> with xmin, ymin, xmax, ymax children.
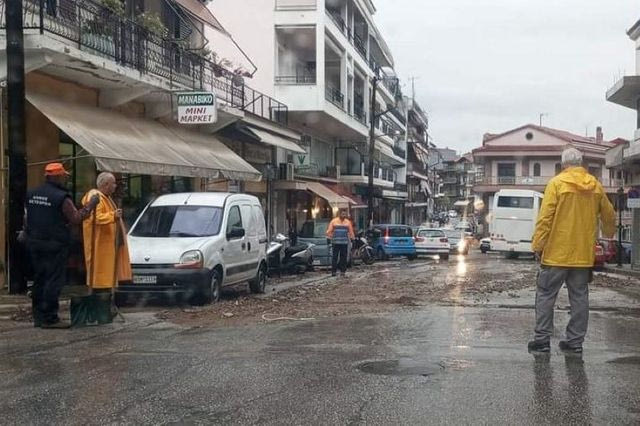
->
<box><xmin>244</xmin><ymin>126</ymin><xmax>306</xmax><ymax>153</ymax></box>
<box><xmin>273</xmin><ymin>180</ymin><xmax>350</xmax><ymax>208</ymax></box>
<box><xmin>305</xmin><ymin>182</ymin><xmax>350</xmax><ymax>208</ymax></box>
<box><xmin>171</xmin><ymin>0</ymin><xmax>225</xmax><ymax>32</ymax></box>
<box><xmin>454</xmin><ymin>200</ymin><xmax>471</xmax><ymax>207</ymax></box>
<box><xmin>27</xmin><ymin>92</ymin><xmax>261</xmax><ymax>181</ymax></box>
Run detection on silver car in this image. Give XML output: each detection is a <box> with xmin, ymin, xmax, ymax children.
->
<box><xmin>298</xmin><ymin>219</ymin><xmax>352</xmax><ymax>267</ymax></box>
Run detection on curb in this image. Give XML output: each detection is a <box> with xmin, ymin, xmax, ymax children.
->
<box><xmin>601</xmin><ymin>266</ymin><xmax>640</xmax><ymax>279</ymax></box>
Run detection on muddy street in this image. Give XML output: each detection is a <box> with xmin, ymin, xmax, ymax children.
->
<box><xmin>2</xmin><ymin>253</ymin><xmax>639</xmax><ymax>424</ymax></box>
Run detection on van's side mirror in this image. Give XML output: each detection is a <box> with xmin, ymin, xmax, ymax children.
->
<box><xmin>227</xmin><ymin>227</ymin><xmax>245</xmax><ymax>240</ymax></box>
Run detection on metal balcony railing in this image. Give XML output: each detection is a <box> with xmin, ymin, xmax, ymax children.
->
<box><xmin>352</xmin><ymin>33</ymin><xmax>367</xmax><ymax>60</ymax></box>
<box><xmin>353</xmin><ymin>103</ymin><xmax>367</xmax><ymax>125</ymax></box>
<box><xmin>275</xmin><ymin>74</ymin><xmax>316</xmax><ymax>84</ymax></box>
<box><xmin>325</xmin><ymin>86</ymin><xmax>344</xmax><ymax>109</ymax></box>
<box><xmin>4</xmin><ymin>0</ymin><xmax>288</xmax><ymax>126</ymax></box>
<box><xmin>325</xmin><ymin>9</ymin><xmax>345</xmax><ymax>33</ymax></box>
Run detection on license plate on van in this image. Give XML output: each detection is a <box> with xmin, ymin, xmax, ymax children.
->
<box><xmin>133</xmin><ymin>275</ymin><xmax>157</xmax><ymax>284</ymax></box>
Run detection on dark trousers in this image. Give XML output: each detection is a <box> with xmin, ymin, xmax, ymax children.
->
<box><xmin>331</xmin><ymin>244</ymin><xmax>348</xmax><ymax>274</ymax></box>
<box><xmin>29</xmin><ymin>247</ymin><xmax>68</xmax><ymax>325</ymax></box>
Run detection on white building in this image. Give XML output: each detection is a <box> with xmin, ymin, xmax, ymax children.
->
<box><xmin>211</xmin><ymin>0</ymin><xmax>408</xmax><ymax>230</ymax></box>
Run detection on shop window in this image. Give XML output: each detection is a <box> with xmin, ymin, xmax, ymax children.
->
<box><xmin>59</xmin><ymin>134</ymin><xmax>96</xmax><ymax>205</ymax></box>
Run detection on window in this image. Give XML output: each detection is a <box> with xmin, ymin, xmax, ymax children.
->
<box><xmin>497</xmin><ymin>196</ymin><xmax>534</xmax><ymax>209</ymax></box>
<box><xmin>131</xmin><ymin>206</ymin><xmax>223</xmax><ymax>237</ymax></box>
<box><xmin>418</xmin><ymin>229</ymin><xmax>445</xmax><ymax>238</ymax></box>
<box><xmin>555</xmin><ymin>163</ymin><xmax>562</xmax><ymax>174</ymax></box>
<box><xmin>226</xmin><ymin>206</ymin><xmax>243</xmax><ymax>235</ymax></box>
<box><xmin>533</xmin><ymin>163</ymin><xmax>541</xmax><ymax>177</ymax></box>
<box><xmin>497</xmin><ymin>163</ymin><xmax>516</xmax><ymax>177</ymax></box>
<box><xmin>388</xmin><ymin>226</ymin><xmax>413</xmax><ymax>237</ymax></box>
<box><xmin>588</xmin><ymin>167</ymin><xmax>600</xmax><ymax>178</ymax></box>
<box><xmin>299</xmin><ymin>220</ymin><xmax>329</xmax><ymax>238</ymax></box>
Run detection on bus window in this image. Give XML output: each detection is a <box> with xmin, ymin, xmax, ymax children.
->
<box><xmin>497</xmin><ymin>196</ymin><xmax>534</xmax><ymax>209</ymax></box>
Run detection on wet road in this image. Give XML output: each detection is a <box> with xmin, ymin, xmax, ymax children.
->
<box><xmin>1</xmin><ymin>254</ymin><xmax>639</xmax><ymax>424</ymax></box>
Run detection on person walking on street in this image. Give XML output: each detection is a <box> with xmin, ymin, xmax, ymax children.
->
<box><xmin>326</xmin><ymin>209</ymin><xmax>355</xmax><ymax>277</ymax></box>
<box><xmin>81</xmin><ymin>172</ymin><xmax>132</xmax><ymax>290</ymax></box>
<box><xmin>22</xmin><ymin>163</ymin><xmax>99</xmax><ymax>328</ymax></box>
<box><xmin>528</xmin><ymin>148</ymin><xmax>616</xmax><ymax>355</ymax></box>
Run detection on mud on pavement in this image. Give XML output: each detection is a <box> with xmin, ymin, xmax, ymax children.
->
<box><xmin>156</xmin><ymin>253</ymin><xmax>640</xmax><ymax>328</ymax></box>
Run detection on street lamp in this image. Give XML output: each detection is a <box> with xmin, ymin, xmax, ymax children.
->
<box><xmin>617</xmin><ymin>186</ymin><xmax>624</xmax><ymax>267</ymax></box>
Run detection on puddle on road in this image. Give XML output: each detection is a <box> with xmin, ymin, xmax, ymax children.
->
<box><xmin>357</xmin><ymin>359</ymin><xmax>444</xmax><ymax>377</ymax></box>
<box><xmin>607</xmin><ymin>356</ymin><xmax>640</xmax><ymax>365</ymax></box>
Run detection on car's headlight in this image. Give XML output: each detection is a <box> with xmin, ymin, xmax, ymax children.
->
<box><xmin>457</xmin><ymin>241</ymin><xmax>466</xmax><ymax>253</ymax></box>
<box><xmin>175</xmin><ymin>250</ymin><xmax>204</xmax><ymax>269</ymax></box>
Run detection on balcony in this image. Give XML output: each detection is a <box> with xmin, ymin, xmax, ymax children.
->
<box><xmin>325</xmin><ymin>9</ymin><xmax>346</xmax><ymax>33</ymax></box>
<box><xmin>352</xmin><ymin>103</ymin><xmax>367</xmax><ymax>126</ymax></box>
<box><xmin>392</xmin><ymin>144</ymin><xmax>406</xmax><ymax>159</ymax></box>
<box><xmin>606</xmin><ymin>75</ymin><xmax>640</xmax><ymax>109</ymax></box>
<box><xmin>325</xmin><ymin>86</ymin><xmax>345</xmax><ymax>110</ymax></box>
<box><xmin>3</xmin><ymin>0</ymin><xmax>288</xmax><ymax>125</ymax></box>
<box><xmin>275</xmin><ymin>74</ymin><xmax>316</xmax><ymax>85</ymax></box>
<box><xmin>407</xmin><ymin>162</ymin><xmax>428</xmax><ymax>177</ymax></box>
<box><xmin>276</xmin><ymin>0</ymin><xmax>317</xmax><ymax>10</ymax></box>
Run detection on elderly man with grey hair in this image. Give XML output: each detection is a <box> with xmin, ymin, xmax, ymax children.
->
<box><xmin>528</xmin><ymin>147</ymin><xmax>616</xmax><ymax>355</ymax></box>
<box><xmin>81</xmin><ymin>172</ymin><xmax>131</xmax><ymax>291</ymax></box>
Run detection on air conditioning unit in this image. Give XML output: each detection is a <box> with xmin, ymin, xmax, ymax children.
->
<box><xmin>279</xmin><ymin>162</ymin><xmax>295</xmax><ymax>181</ymax></box>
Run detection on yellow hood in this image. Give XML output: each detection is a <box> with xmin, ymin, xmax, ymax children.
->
<box><xmin>557</xmin><ymin>167</ymin><xmax>597</xmax><ymax>192</ymax></box>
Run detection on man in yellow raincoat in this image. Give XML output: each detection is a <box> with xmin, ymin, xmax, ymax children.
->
<box><xmin>528</xmin><ymin>147</ymin><xmax>615</xmax><ymax>355</ymax></box>
<box><xmin>81</xmin><ymin>172</ymin><xmax>132</xmax><ymax>289</ymax></box>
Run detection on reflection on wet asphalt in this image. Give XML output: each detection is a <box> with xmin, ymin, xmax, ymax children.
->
<box><xmin>0</xmin><ymin>254</ymin><xmax>639</xmax><ymax>424</ymax></box>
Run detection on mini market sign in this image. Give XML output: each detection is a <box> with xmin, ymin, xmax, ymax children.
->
<box><xmin>177</xmin><ymin>92</ymin><xmax>217</xmax><ymax>124</ymax></box>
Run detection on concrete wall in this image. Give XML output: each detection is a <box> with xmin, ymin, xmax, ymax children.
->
<box><xmin>486</xmin><ymin>128</ymin><xmax>568</xmax><ymax>147</ymax></box>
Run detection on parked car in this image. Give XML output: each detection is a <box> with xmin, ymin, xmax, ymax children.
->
<box><xmin>448</xmin><ymin>210</ymin><xmax>458</xmax><ymax>218</ymax></box>
<box><xmin>298</xmin><ymin>219</ymin><xmax>352</xmax><ymax>267</ymax></box>
<box><xmin>599</xmin><ymin>238</ymin><xmax>631</xmax><ymax>263</ymax></box>
<box><xmin>594</xmin><ymin>243</ymin><xmax>606</xmax><ymax>269</ymax></box>
<box><xmin>370</xmin><ymin>224</ymin><xmax>417</xmax><ymax>260</ymax></box>
<box><xmin>455</xmin><ymin>220</ymin><xmax>473</xmax><ymax>233</ymax></box>
<box><xmin>414</xmin><ymin>228</ymin><xmax>450</xmax><ymax>259</ymax></box>
<box><xmin>480</xmin><ymin>237</ymin><xmax>491</xmax><ymax>253</ymax></box>
<box><xmin>443</xmin><ymin>228</ymin><xmax>469</xmax><ymax>255</ymax></box>
<box><xmin>125</xmin><ymin>193</ymin><xmax>268</xmax><ymax>305</ymax></box>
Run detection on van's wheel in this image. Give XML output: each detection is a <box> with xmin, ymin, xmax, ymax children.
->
<box><xmin>192</xmin><ymin>270</ymin><xmax>221</xmax><ymax>305</ymax></box>
<box><xmin>249</xmin><ymin>263</ymin><xmax>267</xmax><ymax>294</ymax></box>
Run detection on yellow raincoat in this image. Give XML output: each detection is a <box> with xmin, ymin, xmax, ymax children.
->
<box><xmin>532</xmin><ymin>167</ymin><xmax>616</xmax><ymax>267</ymax></box>
<box><xmin>81</xmin><ymin>190</ymin><xmax>132</xmax><ymax>288</ymax></box>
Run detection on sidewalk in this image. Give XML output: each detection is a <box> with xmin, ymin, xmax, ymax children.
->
<box><xmin>602</xmin><ymin>263</ymin><xmax>640</xmax><ymax>278</ymax></box>
<box><xmin>0</xmin><ymin>286</ymin><xmax>87</xmax><ymax>321</ymax></box>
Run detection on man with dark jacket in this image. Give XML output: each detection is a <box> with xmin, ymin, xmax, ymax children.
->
<box><xmin>22</xmin><ymin>163</ymin><xmax>99</xmax><ymax>328</ymax></box>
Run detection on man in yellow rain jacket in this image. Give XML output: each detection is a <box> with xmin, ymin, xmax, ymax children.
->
<box><xmin>81</xmin><ymin>172</ymin><xmax>132</xmax><ymax>289</ymax></box>
<box><xmin>528</xmin><ymin>147</ymin><xmax>616</xmax><ymax>355</ymax></box>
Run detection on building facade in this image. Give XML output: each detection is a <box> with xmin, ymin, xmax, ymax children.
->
<box><xmin>211</xmin><ymin>0</ymin><xmax>408</xmax><ymax>232</ymax></box>
<box><xmin>472</xmin><ymin>124</ymin><xmax>620</xmax><ymax>236</ymax></box>
<box><xmin>605</xmin><ymin>16</ymin><xmax>640</xmax><ymax>267</ymax></box>
<box><xmin>0</xmin><ymin>0</ymin><xmax>300</xmax><ymax>290</ymax></box>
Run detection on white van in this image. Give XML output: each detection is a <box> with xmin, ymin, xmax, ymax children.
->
<box><xmin>124</xmin><ymin>193</ymin><xmax>268</xmax><ymax>304</ymax></box>
<box><xmin>490</xmin><ymin>189</ymin><xmax>543</xmax><ymax>258</ymax></box>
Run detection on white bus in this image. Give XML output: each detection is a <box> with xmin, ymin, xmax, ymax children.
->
<box><xmin>490</xmin><ymin>189</ymin><xmax>543</xmax><ymax>258</ymax></box>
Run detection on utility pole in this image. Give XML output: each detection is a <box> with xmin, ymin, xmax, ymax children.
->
<box><xmin>366</xmin><ymin>75</ymin><xmax>379</xmax><ymax>227</ymax></box>
<box><xmin>617</xmin><ymin>186</ymin><xmax>624</xmax><ymax>267</ymax></box>
<box><xmin>6</xmin><ymin>0</ymin><xmax>28</xmax><ymax>293</ymax></box>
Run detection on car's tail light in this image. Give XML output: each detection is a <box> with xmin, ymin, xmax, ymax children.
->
<box><xmin>415</xmin><ymin>237</ymin><xmax>425</xmax><ymax>242</ymax></box>
<box><xmin>440</xmin><ymin>238</ymin><xmax>448</xmax><ymax>243</ymax></box>
<box><xmin>384</xmin><ymin>228</ymin><xmax>390</xmax><ymax>245</ymax></box>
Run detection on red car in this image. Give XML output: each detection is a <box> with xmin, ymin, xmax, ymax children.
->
<box><xmin>594</xmin><ymin>243</ymin><xmax>606</xmax><ymax>269</ymax></box>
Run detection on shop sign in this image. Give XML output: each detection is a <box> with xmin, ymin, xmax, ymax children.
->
<box><xmin>628</xmin><ymin>187</ymin><xmax>640</xmax><ymax>209</ymax></box>
<box><xmin>295</xmin><ymin>136</ymin><xmax>311</xmax><ymax>169</ymax></box>
<box><xmin>176</xmin><ymin>92</ymin><xmax>217</xmax><ymax>124</ymax></box>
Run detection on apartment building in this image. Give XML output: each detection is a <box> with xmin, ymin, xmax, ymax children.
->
<box><xmin>605</xmin><ymin>16</ymin><xmax>640</xmax><ymax>266</ymax></box>
<box><xmin>472</xmin><ymin>124</ymin><xmax>620</xmax><ymax>235</ymax></box>
<box><xmin>405</xmin><ymin>99</ymin><xmax>433</xmax><ymax>225</ymax></box>
<box><xmin>0</xmin><ymin>0</ymin><xmax>297</xmax><ymax>290</ymax></box>
<box><xmin>211</xmin><ymin>0</ymin><xmax>408</xmax><ymax>231</ymax></box>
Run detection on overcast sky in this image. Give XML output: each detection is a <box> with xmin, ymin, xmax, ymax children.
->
<box><xmin>375</xmin><ymin>0</ymin><xmax>640</xmax><ymax>154</ymax></box>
